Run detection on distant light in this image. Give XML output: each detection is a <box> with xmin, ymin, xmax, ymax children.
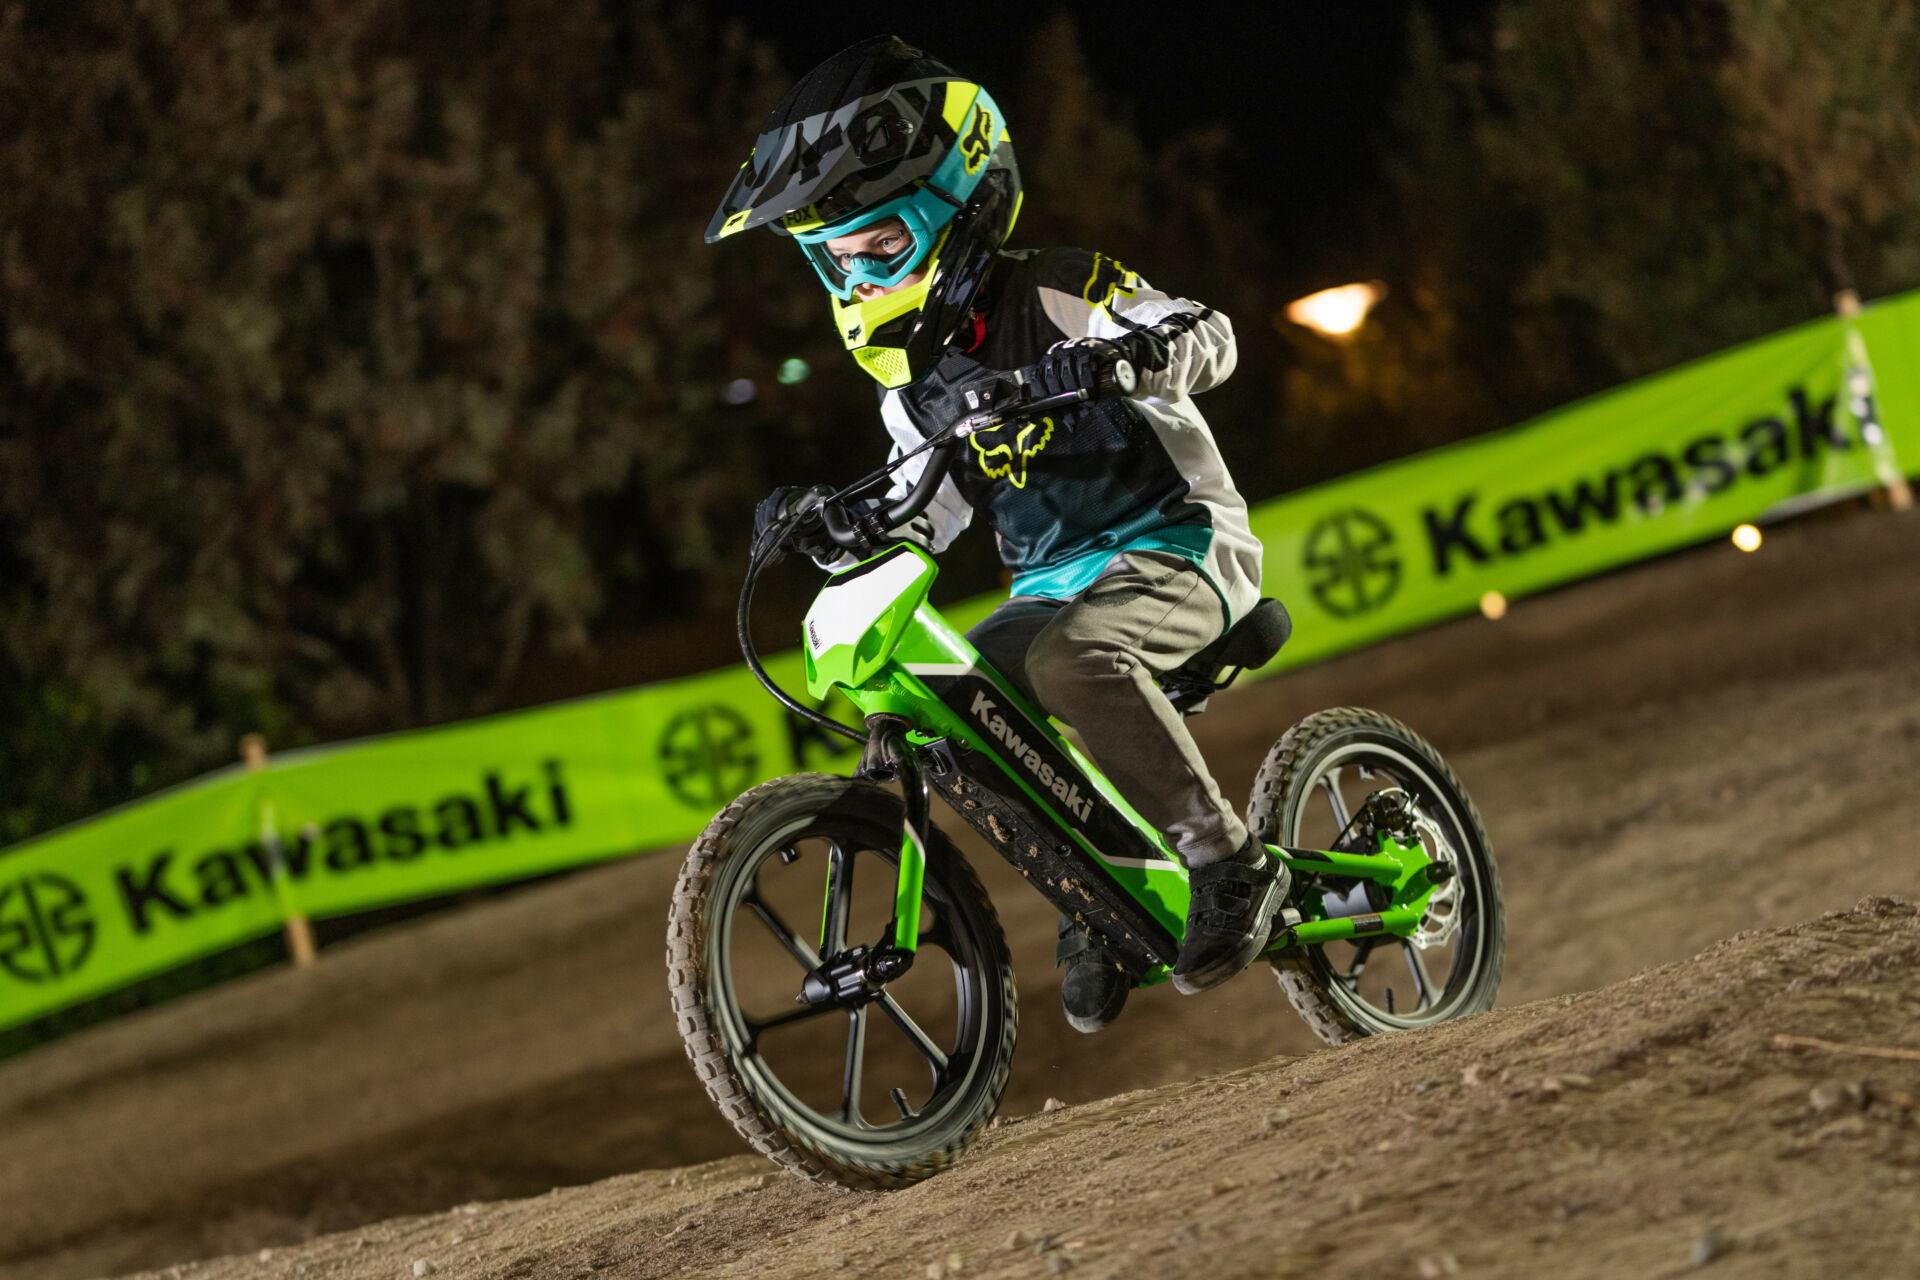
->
<box><xmin>1731</xmin><ymin>523</ymin><xmax>1762</xmax><ymax>552</ymax></box>
<box><xmin>1479</xmin><ymin>590</ymin><xmax>1508</xmax><ymax>620</ymax></box>
<box><xmin>723</xmin><ymin>378</ymin><xmax>757</xmax><ymax>405</ymax></box>
<box><xmin>1284</xmin><ymin>282</ymin><xmax>1387</xmax><ymax>339</ymax></box>
<box><xmin>776</xmin><ymin>357</ymin><xmax>811</xmax><ymax>386</ymax></box>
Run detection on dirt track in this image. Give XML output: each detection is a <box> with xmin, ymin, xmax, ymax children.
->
<box><xmin>2</xmin><ymin>509</ymin><xmax>1917</xmax><ymax>1280</ymax></box>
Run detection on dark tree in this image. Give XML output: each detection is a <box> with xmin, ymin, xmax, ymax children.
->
<box><xmin>0</xmin><ymin>0</ymin><xmax>833</xmax><ymax>838</ymax></box>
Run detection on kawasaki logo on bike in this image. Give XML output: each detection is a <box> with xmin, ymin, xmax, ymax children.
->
<box><xmin>969</xmin><ymin>689</ymin><xmax>1092</xmax><ymax>820</ymax></box>
<box><xmin>917</xmin><ymin>669</ymin><xmax>1170</xmax><ymax>865</ymax></box>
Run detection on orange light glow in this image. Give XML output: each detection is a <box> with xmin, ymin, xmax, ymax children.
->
<box><xmin>1284</xmin><ymin>282</ymin><xmax>1386</xmax><ymax>338</ymax></box>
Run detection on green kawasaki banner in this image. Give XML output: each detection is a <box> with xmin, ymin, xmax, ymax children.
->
<box><xmin>0</xmin><ymin>649</ymin><xmax>867</xmax><ymax>1031</ymax></box>
<box><xmin>4</xmin><ymin>294</ymin><xmax>1917</xmax><ymax>1034</ymax></box>
<box><xmin>1252</xmin><ymin>296</ymin><xmax>1920</xmax><ymax>667</ymax></box>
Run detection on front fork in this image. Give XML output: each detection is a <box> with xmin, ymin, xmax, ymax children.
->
<box><xmin>862</xmin><ymin>713</ymin><xmax>929</xmax><ymax>958</ymax></box>
<box><xmin>827</xmin><ymin>714</ymin><xmax>928</xmax><ymax>957</ymax></box>
<box><xmin>799</xmin><ymin>715</ymin><xmax>927</xmax><ymax>1007</ymax></box>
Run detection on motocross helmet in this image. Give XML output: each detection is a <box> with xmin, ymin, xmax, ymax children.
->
<box><xmin>705</xmin><ymin>36</ymin><xmax>1022</xmax><ymax>389</ymax></box>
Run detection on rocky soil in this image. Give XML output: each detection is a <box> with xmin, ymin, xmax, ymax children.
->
<box><xmin>1</xmin><ymin>508</ymin><xmax>1916</xmax><ymax>1280</ymax></box>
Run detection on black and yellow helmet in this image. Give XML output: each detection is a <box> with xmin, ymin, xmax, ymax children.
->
<box><xmin>705</xmin><ymin>37</ymin><xmax>1022</xmax><ymax>389</ymax></box>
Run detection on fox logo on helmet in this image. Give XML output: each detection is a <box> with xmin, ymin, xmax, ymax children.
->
<box><xmin>959</xmin><ymin>105</ymin><xmax>994</xmax><ymax>173</ymax></box>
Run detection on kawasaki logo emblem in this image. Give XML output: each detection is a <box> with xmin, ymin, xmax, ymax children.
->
<box><xmin>1302</xmin><ymin>507</ymin><xmax>1401</xmax><ymax>618</ymax></box>
<box><xmin>970</xmin><ymin>689</ymin><xmax>1092</xmax><ymax>821</ymax></box>
<box><xmin>0</xmin><ymin>872</ymin><xmax>96</xmax><ymax>984</ymax></box>
<box><xmin>658</xmin><ymin>705</ymin><xmax>759</xmax><ymax>810</ymax></box>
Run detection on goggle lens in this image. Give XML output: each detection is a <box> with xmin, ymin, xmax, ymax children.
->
<box><xmin>833</xmin><ymin>234</ymin><xmax>920</xmax><ymax>288</ymax></box>
<box><xmin>804</xmin><ymin>224</ymin><xmax>929</xmax><ymax>300</ymax></box>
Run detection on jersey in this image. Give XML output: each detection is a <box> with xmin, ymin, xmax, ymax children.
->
<box><xmin>874</xmin><ymin>247</ymin><xmax>1262</xmax><ymax>622</ymax></box>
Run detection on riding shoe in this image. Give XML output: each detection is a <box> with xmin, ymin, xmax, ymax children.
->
<box><xmin>1171</xmin><ymin>838</ymin><xmax>1290</xmax><ymax>995</ymax></box>
<box><xmin>1056</xmin><ymin>914</ymin><xmax>1132</xmax><ymax>1033</ymax></box>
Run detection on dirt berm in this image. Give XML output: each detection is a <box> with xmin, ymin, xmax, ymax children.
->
<box><xmin>1</xmin><ymin>510</ymin><xmax>1917</xmax><ymax>1279</ymax></box>
<box><xmin>122</xmin><ymin>897</ymin><xmax>1920</xmax><ymax>1280</ymax></box>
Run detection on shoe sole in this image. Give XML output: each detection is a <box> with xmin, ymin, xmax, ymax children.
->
<box><xmin>1169</xmin><ymin>874</ymin><xmax>1285</xmax><ymax>996</ymax></box>
<box><xmin>1061</xmin><ymin>982</ymin><xmax>1129</xmax><ymax>1034</ymax></box>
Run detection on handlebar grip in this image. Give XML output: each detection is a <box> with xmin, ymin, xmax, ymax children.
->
<box><xmin>1099</xmin><ymin>357</ymin><xmax>1138</xmax><ymax>398</ymax></box>
<box><xmin>821</xmin><ymin>500</ymin><xmax>864</xmax><ymax>552</ymax></box>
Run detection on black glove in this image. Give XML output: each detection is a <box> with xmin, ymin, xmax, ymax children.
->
<box><xmin>1023</xmin><ymin>338</ymin><xmax>1128</xmax><ymax>401</ymax></box>
<box><xmin>752</xmin><ymin>484</ymin><xmax>838</xmax><ymax>563</ymax></box>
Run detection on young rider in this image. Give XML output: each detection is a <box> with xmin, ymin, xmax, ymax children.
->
<box><xmin>706</xmin><ymin>36</ymin><xmax>1287</xmax><ymax>1031</ymax></box>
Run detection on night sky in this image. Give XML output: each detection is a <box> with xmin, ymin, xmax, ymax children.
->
<box><xmin>719</xmin><ymin>2</ymin><xmax>1491</xmax><ymax>293</ymax></box>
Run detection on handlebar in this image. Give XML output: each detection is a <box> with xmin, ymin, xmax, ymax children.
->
<box><xmin>738</xmin><ymin>355</ymin><xmax>1136</xmax><ymax>747</ymax></box>
<box><xmin>819</xmin><ymin>356</ymin><xmax>1137</xmax><ymax>551</ymax></box>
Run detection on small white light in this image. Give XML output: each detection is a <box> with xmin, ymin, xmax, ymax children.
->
<box><xmin>1479</xmin><ymin>590</ymin><xmax>1508</xmax><ymax>620</ymax></box>
<box><xmin>1731</xmin><ymin>523</ymin><xmax>1762</xmax><ymax>552</ymax></box>
<box><xmin>724</xmin><ymin>378</ymin><xmax>757</xmax><ymax>405</ymax></box>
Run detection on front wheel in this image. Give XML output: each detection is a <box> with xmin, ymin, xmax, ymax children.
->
<box><xmin>667</xmin><ymin>774</ymin><xmax>1016</xmax><ymax>1189</ymax></box>
<box><xmin>1249</xmin><ymin>708</ymin><xmax>1504</xmax><ymax>1044</ymax></box>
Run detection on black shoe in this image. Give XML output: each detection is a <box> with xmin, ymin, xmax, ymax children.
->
<box><xmin>1171</xmin><ymin>839</ymin><xmax>1289</xmax><ymax>995</ymax></box>
<box><xmin>1056</xmin><ymin>915</ymin><xmax>1132</xmax><ymax>1033</ymax></box>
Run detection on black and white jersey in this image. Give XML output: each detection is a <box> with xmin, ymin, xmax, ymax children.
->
<box><xmin>874</xmin><ymin>246</ymin><xmax>1261</xmax><ymax>622</ymax></box>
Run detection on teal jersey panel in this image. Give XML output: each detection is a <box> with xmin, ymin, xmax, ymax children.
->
<box><xmin>1009</xmin><ymin>522</ymin><xmax>1217</xmax><ymax>603</ymax></box>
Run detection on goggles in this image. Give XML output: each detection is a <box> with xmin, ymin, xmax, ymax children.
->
<box><xmin>792</xmin><ymin>182</ymin><xmax>963</xmax><ymax>300</ymax></box>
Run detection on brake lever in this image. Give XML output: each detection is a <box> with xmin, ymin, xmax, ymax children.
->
<box><xmin>954</xmin><ymin>357</ymin><xmax>1137</xmax><ymax>436</ymax></box>
<box><xmin>956</xmin><ymin>389</ymin><xmax>1082</xmax><ymax>436</ymax></box>
<box><xmin>822</xmin><ymin>356</ymin><xmax>1140</xmax><ymax>510</ymax></box>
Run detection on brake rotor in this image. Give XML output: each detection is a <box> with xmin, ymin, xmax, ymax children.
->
<box><xmin>1409</xmin><ymin>809</ymin><xmax>1463</xmax><ymax>950</ymax></box>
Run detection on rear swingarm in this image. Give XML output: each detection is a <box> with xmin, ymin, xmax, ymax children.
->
<box><xmin>1269</xmin><ymin>791</ymin><xmax>1454</xmax><ymax>950</ymax></box>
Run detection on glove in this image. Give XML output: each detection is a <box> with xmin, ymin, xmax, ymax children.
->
<box><xmin>751</xmin><ymin>484</ymin><xmax>838</xmax><ymax>563</ymax></box>
<box><xmin>1023</xmin><ymin>338</ymin><xmax>1128</xmax><ymax>401</ymax></box>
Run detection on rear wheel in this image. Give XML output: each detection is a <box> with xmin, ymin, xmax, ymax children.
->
<box><xmin>1249</xmin><ymin>708</ymin><xmax>1504</xmax><ymax>1044</ymax></box>
<box><xmin>667</xmin><ymin>774</ymin><xmax>1016</xmax><ymax>1189</ymax></box>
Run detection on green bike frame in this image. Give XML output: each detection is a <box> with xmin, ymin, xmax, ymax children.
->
<box><xmin>801</xmin><ymin>542</ymin><xmax>1449</xmax><ymax>984</ymax></box>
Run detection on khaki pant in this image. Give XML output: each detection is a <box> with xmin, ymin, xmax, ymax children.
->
<box><xmin>966</xmin><ymin>551</ymin><xmax>1249</xmax><ymax>866</ymax></box>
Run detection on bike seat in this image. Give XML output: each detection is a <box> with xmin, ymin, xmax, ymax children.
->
<box><xmin>1157</xmin><ymin>597</ymin><xmax>1292</xmax><ymax>715</ymax></box>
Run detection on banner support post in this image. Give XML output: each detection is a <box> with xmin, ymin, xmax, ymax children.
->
<box><xmin>241</xmin><ymin>734</ymin><xmax>317</xmax><ymax>968</ymax></box>
<box><xmin>1837</xmin><ymin>289</ymin><xmax>1914</xmax><ymax>511</ymax></box>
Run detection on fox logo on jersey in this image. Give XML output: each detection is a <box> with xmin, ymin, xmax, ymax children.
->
<box><xmin>971</xmin><ymin>417</ymin><xmax>1054</xmax><ymax>490</ymax></box>
<box><xmin>1082</xmin><ymin>253</ymin><xmax>1139</xmax><ymax>311</ymax></box>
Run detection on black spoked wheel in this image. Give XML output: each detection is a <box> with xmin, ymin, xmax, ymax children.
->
<box><xmin>1249</xmin><ymin>708</ymin><xmax>1504</xmax><ymax>1044</ymax></box>
<box><xmin>667</xmin><ymin>774</ymin><xmax>1016</xmax><ymax>1189</ymax></box>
